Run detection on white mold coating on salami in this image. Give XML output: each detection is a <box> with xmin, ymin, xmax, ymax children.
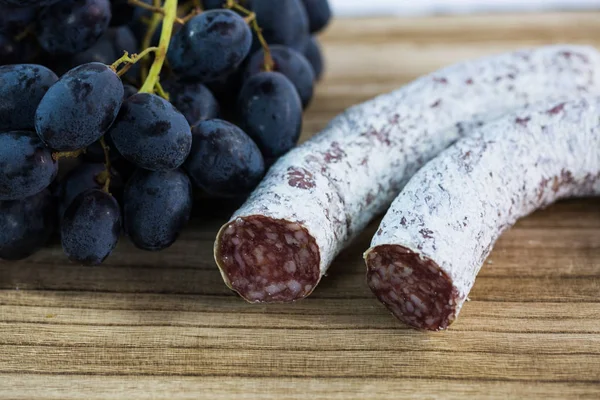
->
<box><xmin>367</xmin><ymin>97</ymin><xmax>600</xmax><ymax>330</ymax></box>
<box><xmin>215</xmin><ymin>45</ymin><xmax>600</xmax><ymax>303</ymax></box>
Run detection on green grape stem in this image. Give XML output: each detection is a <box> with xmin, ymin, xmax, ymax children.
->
<box><xmin>110</xmin><ymin>47</ymin><xmax>159</xmax><ymax>76</ymax></box>
<box><xmin>51</xmin><ymin>148</ymin><xmax>86</xmax><ymax>161</ymax></box>
<box><xmin>139</xmin><ymin>0</ymin><xmax>178</xmax><ymax>94</ymax></box>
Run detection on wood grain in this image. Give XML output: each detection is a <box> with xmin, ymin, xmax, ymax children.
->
<box><xmin>3</xmin><ymin>12</ymin><xmax>600</xmax><ymax>399</ymax></box>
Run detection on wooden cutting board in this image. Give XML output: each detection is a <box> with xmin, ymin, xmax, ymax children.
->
<box><xmin>2</xmin><ymin>12</ymin><xmax>600</xmax><ymax>400</ymax></box>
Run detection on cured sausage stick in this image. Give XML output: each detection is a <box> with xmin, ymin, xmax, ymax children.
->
<box><xmin>214</xmin><ymin>45</ymin><xmax>600</xmax><ymax>303</ymax></box>
<box><xmin>366</xmin><ymin>97</ymin><xmax>600</xmax><ymax>330</ymax></box>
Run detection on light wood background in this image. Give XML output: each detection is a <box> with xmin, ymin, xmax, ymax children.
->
<box><xmin>2</xmin><ymin>12</ymin><xmax>600</xmax><ymax>399</ymax></box>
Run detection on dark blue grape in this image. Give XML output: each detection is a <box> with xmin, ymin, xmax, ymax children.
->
<box><xmin>35</xmin><ymin>62</ymin><xmax>124</xmax><ymax>151</ymax></box>
<box><xmin>69</xmin><ymin>26</ymin><xmax>138</xmax><ymax>67</ymax></box>
<box><xmin>123</xmin><ymin>84</ymin><xmax>137</xmax><ymax>99</ymax></box>
<box><xmin>36</xmin><ymin>0</ymin><xmax>111</xmax><ymax>55</ymax></box>
<box><xmin>304</xmin><ymin>35</ymin><xmax>323</xmax><ymax>80</ymax></box>
<box><xmin>109</xmin><ymin>93</ymin><xmax>192</xmax><ymax>171</ymax></box>
<box><xmin>0</xmin><ymin>0</ymin><xmax>62</xmax><ymax>6</ymax></box>
<box><xmin>245</xmin><ymin>45</ymin><xmax>315</xmax><ymax>108</ymax></box>
<box><xmin>184</xmin><ymin>119</ymin><xmax>264</xmax><ymax>197</ymax></box>
<box><xmin>109</xmin><ymin>0</ymin><xmax>135</xmax><ymax>26</ymax></box>
<box><xmin>0</xmin><ymin>5</ymin><xmax>35</xmax><ymax>34</ymax></box>
<box><xmin>58</xmin><ymin>162</ymin><xmax>123</xmax><ymax>217</ymax></box>
<box><xmin>124</xmin><ymin>168</ymin><xmax>192</xmax><ymax>251</ymax></box>
<box><xmin>237</xmin><ymin>71</ymin><xmax>302</xmax><ymax>159</ymax></box>
<box><xmin>300</xmin><ymin>0</ymin><xmax>331</xmax><ymax>33</ymax></box>
<box><xmin>168</xmin><ymin>9</ymin><xmax>252</xmax><ymax>82</ymax></box>
<box><xmin>61</xmin><ymin>188</ymin><xmax>121</xmax><ymax>265</ymax></box>
<box><xmin>252</xmin><ymin>0</ymin><xmax>309</xmax><ymax>52</ymax></box>
<box><xmin>163</xmin><ymin>79</ymin><xmax>220</xmax><ymax>125</ymax></box>
<box><xmin>0</xmin><ymin>189</ymin><xmax>56</xmax><ymax>261</ymax></box>
<box><xmin>0</xmin><ymin>130</ymin><xmax>57</xmax><ymax>200</ymax></box>
<box><xmin>0</xmin><ymin>64</ymin><xmax>58</xmax><ymax>131</ymax></box>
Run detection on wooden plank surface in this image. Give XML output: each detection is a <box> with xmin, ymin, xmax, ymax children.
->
<box><xmin>3</xmin><ymin>12</ymin><xmax>600</xmax><ymax>399</ymax></box>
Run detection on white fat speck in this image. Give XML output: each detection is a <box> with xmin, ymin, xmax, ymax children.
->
<box><xmin>287</xmin><ymin>280</ymin><xmax>302</xmax><ymax>293</ymax></box>
<box><xmin>410</xmin><ymin>294</ymin><xmax>427</xmax><ymax>311</ymax></box>
<box><xmin>253</xmin><ymin>247</ymin><xmax>265</xmax><ymax>264</ymax></box>
<box><xmin>266</xmin><ymin>232</ymin><xmax>279</xmax><ymax>241</ymax></box>
<box><xmin>284</xmin><ymin>260</ymin><xmax>297</xmax><ymax>273</ymax></box>
<box><xmin>265</xmin><ymin>283</ymin><xmax>284</xmax><ymax>295</ymax></box>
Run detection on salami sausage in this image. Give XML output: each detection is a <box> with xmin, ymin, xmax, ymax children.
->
<box><xmin>366</xmin><ymin>97</ymin><xmax>600</xmax><ymax>330</ymax></box>
<box><xmin>214</xmin><ymin>45</ymin><xmax>600</xmax><ymax>303</ymax></box>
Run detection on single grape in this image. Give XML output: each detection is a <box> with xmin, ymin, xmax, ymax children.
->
<box><xmin>252</xmin><ymin>0</ymin><xmax>309</xmax><ymax>52</ymax></box>
<box><xmin>69</xmin><ymin>26</ymin><xmax>138</xmax><ymax>67</ymax></box>
<box><xmin>36</xmin><ymin>0</ymin><xmax>111</xmax><ymax>55</ymax></box>
<box><xmin>0</xmin><ymin>64</ymin><xmax>58</xmax><ymax>131</ymax></box>
<box><xmin>58</xmin><ymin>162</ymin><xmax>123</xmax><ymax>217</ymax></box>
<box><xmin>303</xmin><ymin>35</ymin><xmax>323</xmax><ymax>80</ymax></box>
<box><xmin>237</xmin><ymin>71</ymin><xmax>302</xmax><ymax>159</ymax></box>
<box><xmin>300</xmin><ymin>0</ymin><xmax>331</xmax><ymax>33</ymax></box>
<box><xmin>109</xmin><ymin>93</ymin><xmax>192</xmax><ymax>171</ymax></box>
<box><xmin>35</xmin><ymin>62</ymin><xmax>124</xmax><ymax>151</ymax></box>
<box><xmin>123</xmin><ymin>84</ymin><xmax>138</xmax><ymax>99</ymax></box>
<box><xmin>123</xmin><ymin>168</ymin><xmax>192</xmax><ymax>251</ymax></box>
<box><xmin>0</xmin><ymin>189</ymin><xmax>56</xmax><ymax>261</ymax></box>
<box><xmin>0</xmin><ymin>130</ymin><xmax>57</xmax><ymax>200</ymax></box>
<box><xmin>167</xmin><ymin>9</ymin><xmax>252</xmax><ymax>82</ymax></box>
<box><xmin>109</xmin><ymin>0</ymin><xmax>135</xmax><ymax>26</ymax></box>
<box><xmin>244</xmin><ymin>45</ymin><xmax>315</xmax><ymax>108</ymax></box>
<box><xmin>61</xmin><ymin>188</ymin><xmax>121</xmax><ymax>265</ymax></box>
<box><xmin>0</xmin><ymin>5</ymin><xmax>36</xmax><ymax>34</ymax></box>
<box><xmin>184</xmin><ymin>119</ymin><xmax>264</xmax><ymax>197</ymax></box>
<box><xmin>163</xmin><ymin>79</ymin><xmax>220</xmax><ymax>125</ymax></box>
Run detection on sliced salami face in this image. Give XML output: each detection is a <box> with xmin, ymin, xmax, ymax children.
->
<box><xmin>215</xmin><ymin>45</ymin><xmax>600</xmax><ymax>303</ymax></box>
<box><xmin>367</xmin><ymin>97</ymin><xmax>600</xmax><ymax>330</ymax></box>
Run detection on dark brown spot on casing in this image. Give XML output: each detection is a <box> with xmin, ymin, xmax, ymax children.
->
<box><xmin>546</xmin><ymin>103</ymin><xmax>566</xmax><ymax>115</ymax></box>
<box><xmin>287</xmin><ymin>167</ymin><xmax>316</xmax><ymax>189</ymax></box>
<box><xmin>515</xmin><ymin>116</ymin><xmax>530</xmax><ymax>126</ymax></box>
<box><xmin>430</xmin><ymin>99</ymin><xmax>442</xmax><ymax>108</ymax></box>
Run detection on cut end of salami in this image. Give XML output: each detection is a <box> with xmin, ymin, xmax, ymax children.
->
<box><xmin>215</xmin><ymin>215</ymin><xmax>321</xmax><ymax>302</ymax></box>
<box><xmin>365</xmin><ymin>245</ymin><xmax>462</xmax><ymax>331</ymax></box>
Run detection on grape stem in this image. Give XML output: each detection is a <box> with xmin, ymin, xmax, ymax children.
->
<box><xmin>98</xmin><ymin>136</ymin><xmax>112</xmax><ymax>193</ymax></box>
<box><xmin>52</xmin><ymin>149</ymin><xmax>86</xmax><ymax>161</ymax></box>
<box><xmin>154</xmin><ymin>80</ymin><xmax>170</xmax><ymax>100</ymax></box>
<box><xmin>176</xmin><ymin>8</ymin><xmax>201</xmax><ymax>24</ymax></box>
<box><xmin>225</xmin><ymin>0</ymin><xmax>274</xmax><ymax>72</ymax></box>
<box><xmin>128</xmin><ymin>0</ymin><xmax>165</xmax><ymax>15</ymax></box>
<box><xmin>110</xmin><ymin>48</ymin><xmax>159</xmax><ymax>76</ymax></box>
<box><xmin>139</xmin><ymin>0</ymin><xmax>178</xmax><ymax>94</ymax></box>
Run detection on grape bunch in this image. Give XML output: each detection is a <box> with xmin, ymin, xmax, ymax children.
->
<box><xmin>0</xmin><ymin>0</ymin><xmax>331</xmax><ymax>265</ymax></box>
